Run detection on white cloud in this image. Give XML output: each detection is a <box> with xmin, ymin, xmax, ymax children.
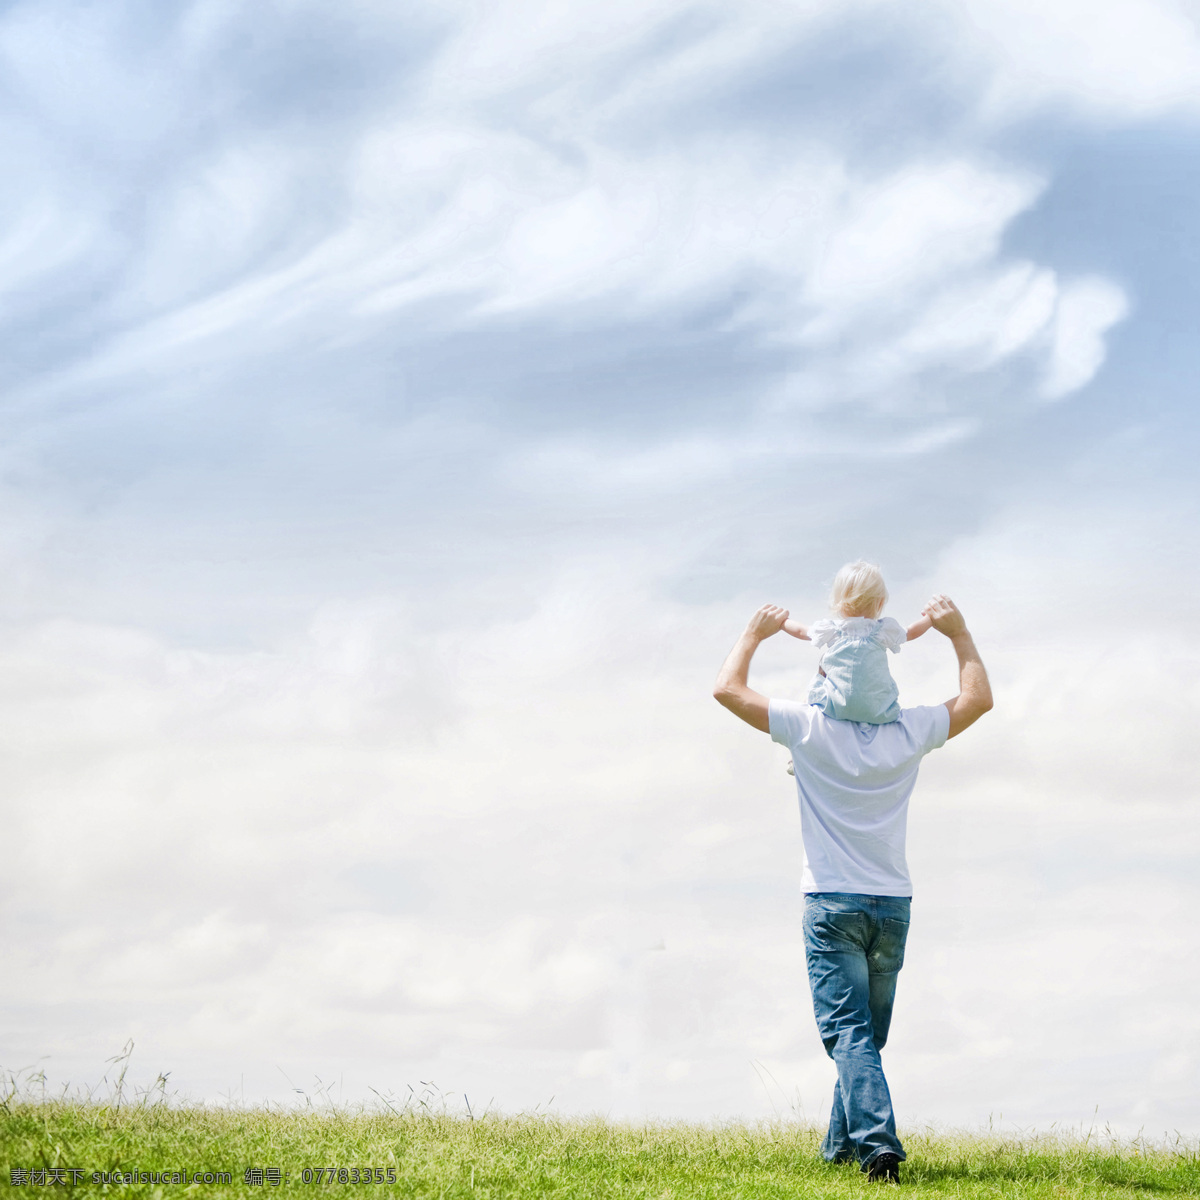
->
<box><xmin>430</xmin><ymin>0</ymin><xmax>1200</xmax><ymax>131</ymax></box>
<box><xmin>1039</xmin><ymin>277</ymin><xmax>1130</xmax><ymax>399</ymax></box>
<box><xmin>801</xmin><ymin>163</ymin><xmax>1042</xmax><ymax>330</ymax></box>
<box><xmin>0</xmin><ymin>186</ymin><xmax>99</xmax><ymax>312</ymax></box>
<box><xmin>0</xmin><ymin>572</ymin><xmax>811</xmax><ymax>1113</ymax></box>
<box><xmin>44</xmin><ymin>131</ymin><xmax>1119</xmax><ymax>437</ymax></box>
<box><xmin>422</xmin><ymin>0</ymin><xmax>850</xmax><ymax>115</ymax></box>
<box><xmin>945</xmin><ymin>0</ymin><xmax>1200</xmax><ymax>122</ymax></box>
<box><xmin>0</xmin><ymin>0</ymin><xmax>1142</xmax><ymax>431</ymax></box>
<box><xmin>893</xmin><ymin>263</ymin><xmax>1059</xmax><ymax>371</ymax></box>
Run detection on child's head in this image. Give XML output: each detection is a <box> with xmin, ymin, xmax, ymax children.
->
<box><xmin>830</xmin><ymin>560</ymin><xmax>888</xmax><ymax>618</ymax></box>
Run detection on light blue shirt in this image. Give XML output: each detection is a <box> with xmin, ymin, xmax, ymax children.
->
<box><xmin>806</xmin><ymin>616</ymin><xmax>907</xmax><ymax>724</ymax></box>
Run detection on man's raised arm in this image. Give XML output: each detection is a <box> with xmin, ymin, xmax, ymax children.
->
<box><xmin>712</xmin><ymin>604</ymin><xmax>790</xmax><ymax>733</ymax></box>
<box><xmin>925</xmin><ymin>595</ymin><xmax>993</xmax><ymax>738</ymax></box>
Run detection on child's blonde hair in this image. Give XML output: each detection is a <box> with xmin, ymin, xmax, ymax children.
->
<box><xmin>830</xmin><ymin>560</ymin><xmax>888</xmax><ymax>618</ymax></box>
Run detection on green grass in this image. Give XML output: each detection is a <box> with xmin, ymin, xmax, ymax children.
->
<box><xmin>3</xmin><ymin>1095</ymin><xmax>1197</xmax><ymax>1199</ymax></box>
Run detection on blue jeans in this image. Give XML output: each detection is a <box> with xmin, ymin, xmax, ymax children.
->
<box><xmin>803</xmin><ymin>893</ymin><xmax>911</xmax><ymax>1167</ymax></box>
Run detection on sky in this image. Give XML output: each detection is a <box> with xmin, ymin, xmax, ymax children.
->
<box><xmin>2</xmin><ymin>0</ymin><xmax>1199</xmax><ymax>1137</ymax></box>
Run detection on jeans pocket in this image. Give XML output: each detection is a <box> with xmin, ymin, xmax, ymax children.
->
<box><xmin>869</xmin><ymin>917</ymin><xmax>910</xmax><ymax>973</ymax></box>
<box><xmin>805</xmin><ymin>908</ymin><xmax>866</xmax><ymax>951</ymax></box>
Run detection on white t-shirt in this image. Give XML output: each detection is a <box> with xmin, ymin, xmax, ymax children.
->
<box><xmin>769</xmin><ymin>700</ymin><xmax>951</xmax><ymax>896</ymax></box>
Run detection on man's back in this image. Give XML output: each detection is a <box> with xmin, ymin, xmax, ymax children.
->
<box><xmin>769</xmin><ymin>701</ymin><xmax>950</xmax><ymax>895</ymax></box>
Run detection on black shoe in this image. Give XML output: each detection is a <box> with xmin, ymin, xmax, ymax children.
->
<box><xmin>864</xmin><ymin>1152</ymin><xmax>901</xmax><ymax>1183</ymax></box>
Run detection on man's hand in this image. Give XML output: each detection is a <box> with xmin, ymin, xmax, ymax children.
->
<box><xmin>923</xmin><ymin>594</ymin><xmax>967</xmax><ymax>638</ymax></box>
<box><xmin>713</xmin><ymin>605</ymin><xmax>787</xmax><ymax>734</ymax></box>
<box><xmin>747</xmin><ymin>603</ymin><xmax>790</xmax><ymax>641</ymax></box>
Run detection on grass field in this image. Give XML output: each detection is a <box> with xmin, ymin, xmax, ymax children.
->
<box><xmin>3</xmin><ymin>1092</ymin><xmax>1198</xmax><ymax>1199</ymax></box>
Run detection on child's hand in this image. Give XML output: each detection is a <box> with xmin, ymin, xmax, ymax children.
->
<box><xmin>782</xmin><ymin>618</ymin><xmax>810</xmax><ymax>640</ymax></box>
<box><xmin>906</xmin><ymin>614</ymin><xmax>933</xmax><ymax>641</ymax></box>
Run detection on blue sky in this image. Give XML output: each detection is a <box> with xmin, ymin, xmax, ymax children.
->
<box><xmin>3</xmin><ymin>0</ymin><xmax>1199</xmax><ymax>1133</ymax></box>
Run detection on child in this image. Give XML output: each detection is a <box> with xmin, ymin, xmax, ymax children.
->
<box><xmin>785</xmin><ymin>560</ymin><xmax>931</xmax><ymax>727</ymax></box>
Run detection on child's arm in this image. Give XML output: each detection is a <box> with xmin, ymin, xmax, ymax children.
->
<box><xmin>906</xmin><ymin>614</ymin><xmax>933</xmax><ymax>641</ymax></box>
<box><xmin>782</xmin><ymin>618</ymin><xmax>810</xmax><ymax>640</ymax></box>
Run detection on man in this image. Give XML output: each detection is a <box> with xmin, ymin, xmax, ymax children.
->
<box><xmin>713</xmin><ymin>593</ymin><xmax>992</xmax><ymax>1183</ymax></box>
